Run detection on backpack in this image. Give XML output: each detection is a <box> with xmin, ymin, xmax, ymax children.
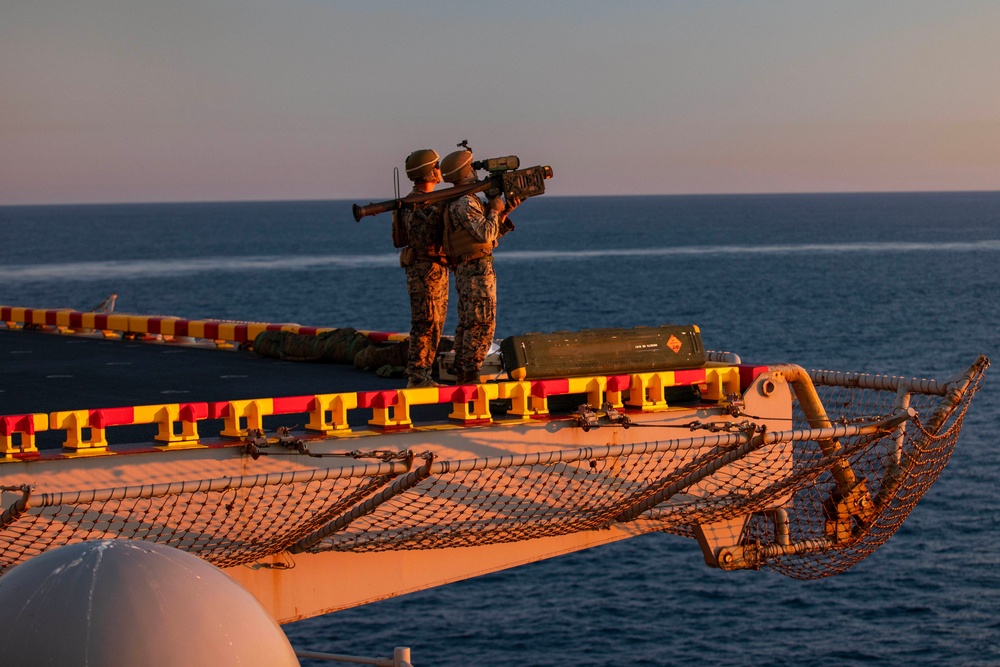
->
<box><xmin>391</xmin><ymin>209</ymin><xmax>409</xmax><ymax>249</ymax></box>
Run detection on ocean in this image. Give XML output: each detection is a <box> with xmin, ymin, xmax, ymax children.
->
<box><xmin>1</xmin><ymin>192</ymin><xmax>997</xmax><ymax>666</ymax></box>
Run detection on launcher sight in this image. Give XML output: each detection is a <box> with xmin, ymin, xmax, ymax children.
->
<box><xmin>473</xmin><ymin>155</ymin><xmax>520</xmax><ymax>173</ymax></box>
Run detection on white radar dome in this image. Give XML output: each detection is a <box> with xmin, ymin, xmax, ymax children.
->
<box><xmin>0</xmin><ymin>539</ymin><xmax>299</xmax><ymax>667</ymax></box>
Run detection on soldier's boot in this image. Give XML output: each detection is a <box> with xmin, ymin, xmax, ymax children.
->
<box><xmin>454</xmin><ymin>369</ymin><xmax>481</xmax><ymax>386</ymax></box>
<box><xmin>406</xmin><ymin>368</ymin><xmax>440</xmax><ymax>389</ymax></box>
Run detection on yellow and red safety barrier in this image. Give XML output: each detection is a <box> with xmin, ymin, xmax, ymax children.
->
<box><xmin>0</xmin><ymin>304</ymin><xmax>765</xmax><ymax>458</ymax></box>
<box><xmin>0</xmin><ymin>306</ymin><xmax>408</xmax><ymax>346</ymax></box>
<box><xmin>0</xmin><ymin>366</ymin><xmax>752</xmax><ymax>459</ymax></box>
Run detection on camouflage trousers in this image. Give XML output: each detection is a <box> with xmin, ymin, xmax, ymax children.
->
<box><xmin>453</xmin><ymin>255</ymin><xmax>496</xmax><ymax>381</ymax></box>
<box><xmin>405</xmin><ymin>261</ymin><xmax>449</xmax><ymax>379</ymax></box>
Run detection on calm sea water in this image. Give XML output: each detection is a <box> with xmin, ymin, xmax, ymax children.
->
<box><xmin>1</xmin><ymin>193</ymin><xmax>997</xmax><ymax>666</ymax></box>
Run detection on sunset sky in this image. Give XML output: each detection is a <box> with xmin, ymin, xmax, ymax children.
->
<box><xmin>3</xmin><ymin>1</ymin><xmax>999</xmax><ymax>204</ymax></box>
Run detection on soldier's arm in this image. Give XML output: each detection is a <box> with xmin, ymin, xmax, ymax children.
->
<box><xmin>457</xmin><ymin>195</ymin><xmax>501</xmax><ymax>244</ymax></box>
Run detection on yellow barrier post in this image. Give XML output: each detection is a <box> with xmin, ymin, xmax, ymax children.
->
<box><xmin>604</xmin><ymin>375</ymin><xmax>631</xmax><ymax>409</ymax></box>
<box><xmin>626</xmin><ymin>371</ymin><xmax>673</xmax><ymax>411</ymax></box>
<box><xmin>306</xmin><ymin>393</ymin><xmax>358</xmax><ymax>435</ymax></box>
<box><xmin>220</xmin><ymin>399</ymin><xmax>273</xmax><ymax>438</ymax></box>
<box><xmin>701</xmin><ymin>366</ymin><xmax>741</xmax><ymax>401</ymax></box>
<box><xmin>49</xmin><ymin>410</ymin><xmax>109</xmax><ymax>452</ymax></box>
<box><xmin>567</xmin><ymin>376</ymin><xmax>607</xmax><ymax>409</ymax></box>
<box><xmin>364</xmin><ymin>391</ymin><xmax>402</xmax><ymax>429</ymax></box>
<box><xmin>496</xmin><ymin>381</ymin><xmax>534</xmax><ymax>419</ymax></box>
<box><xmin>448</xmin><ymin>384</ymin><xmax>498</xmax><ymax>422</ymax></box>
<box><xmin>0</xmin><ymin>414</ymin><xmax>47</xmax><ymax>457</ymax></box>
<box><xmin>393</xmin><ymin>387</ymin><xmax>440</xmax><ymax>427</ymax></box>
<box><xmin>133</xmin><ymin>404</ymin><xmax>203</xmax><ymax>446</ymax></box>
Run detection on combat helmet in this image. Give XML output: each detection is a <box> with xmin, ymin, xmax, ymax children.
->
<box><xmin>440</xmin><ymin>149</ymin><xmax>475</xmax><ymax>183</ymax></box>
<box><xmin>405</xmin><ymin>149</ymin><xmax>440</xmax><ymax>182</ymax></box>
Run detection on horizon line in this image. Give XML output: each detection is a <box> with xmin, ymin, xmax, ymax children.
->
<box><xmin>3</xmin><ymin>187</ymin><xmax>1000</xmax><ymax>209</ymax></box>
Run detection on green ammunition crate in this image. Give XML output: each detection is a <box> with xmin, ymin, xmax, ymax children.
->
<box><xmin>500</xmin><ymin>325</ymin><xmax>705</xmax><ymax>380</ymax></box>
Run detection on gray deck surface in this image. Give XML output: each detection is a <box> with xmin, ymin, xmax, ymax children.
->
<box><xmin>0</xmin><ymin>328</ymin><xmax>427</xmax><ymax>448</ymax></box>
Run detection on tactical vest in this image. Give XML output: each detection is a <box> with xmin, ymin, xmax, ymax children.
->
<box><xmin>442</xmin><ymin>201</ymin><xmax>494</xmax><ymax>265</ymax></box>
<box><xmin>401</xmin><ymin>206</ymin><xmax>447</xmax><ymax>266</ymax></box>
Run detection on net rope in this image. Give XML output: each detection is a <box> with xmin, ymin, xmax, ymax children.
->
<box><xmin>0</xmin><ymin>358</ymin><xmax>987</xmax><ymax>579</ymax></box>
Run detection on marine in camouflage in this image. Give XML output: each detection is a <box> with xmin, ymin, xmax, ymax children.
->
<box><xmin>401</xmin><ymin>202</ymin><xmax>448</xmax><ymax>385</ymax></box>
<box><xmin>444</xmin><ymin>192</ymin><xmax>503</xmax><ymax>384</ymax></box>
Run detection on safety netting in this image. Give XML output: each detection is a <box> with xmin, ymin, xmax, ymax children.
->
<box><xmin>0</xmin><ymin>356</ymin><xmax>987</xmax><ymax>580</ymax></box>
<box><xmin>741</xmin><ymin>357</ymin><xmax>989</xmax><ymax>578</ymax></box>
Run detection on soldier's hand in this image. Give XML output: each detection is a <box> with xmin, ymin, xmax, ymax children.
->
<box><xmin>487</xmin><ymin>195</ymin><xmax>505</xmax><ymax>212</ymax></box>
<box><xmin>504</xmin><ymin>195</ymin><xmax>522</xmax><ymax>213</ymax></box>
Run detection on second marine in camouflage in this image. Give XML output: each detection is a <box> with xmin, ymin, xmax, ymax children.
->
<box><xmin>439</xmin><ymin>147</ymin><xmax>520</xmax><ymax>385</ymax></box>
<box><xmin>397</xmin><ymin>149</ymin><xmax>448</xmax><ymax>388</ymax></box>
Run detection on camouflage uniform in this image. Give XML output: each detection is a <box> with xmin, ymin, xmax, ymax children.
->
<box><xmin>444</xmin><ymin>193</ymin><xmax>502</xmax><ymax>384</ymax></box>
<box><xmin>401</xmin><ymin>200</ymin><xmax>448</xmax><ymax>384</ymax></box>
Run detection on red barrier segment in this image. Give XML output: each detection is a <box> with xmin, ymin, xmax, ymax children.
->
<box><xmin>606</xmin><ymin>375</ymin><xmax>631</xmax><ymax>392</ymax></box>
<box><xmin>0</xmin><ymin>415</ymin><xmax>36</xmax><ymax>435</ymax></box>
<box><xmin>179</xmin><ymin>403</ymin><xmax>209</xmax><ymax>421</ymax></box>
<box><xmin>438</xmin><ymin>385</ymin><xmax>479</xmax><ymax>403</ymax></box>
<box><xmin>365</xmin><ymin>332</ymin><xmax>396</xmax><ymax>343</ymax></box>
<box><xmin>208</xmin><ymin>402</ymin><xmax>230</xmax><ymax>420</ymax></box>
<box><xmin>90</xmin><ymin>407</ymin><xmax>136</xmax><ymax>429</ymax></box>
<box><xmin>739</xmin><ymin>365</ymin><xmax>770</xmax><ymax>390</ymax></box>
<box><xmin>272</xmin><ymin>396</ymin><xmax>317</xmax><ymax>414</ymax></box>
<box><xmin>675</xmin><ymin>368</ymin><xmax>708</xmax><ymax>385</ymax></box>
<box><xmin>532</xmin><ymin>379</ymin><xmax>570</xmax><ymax>397</ymax></box>
<box><xmin>357</xmin><ymin>391</ymin><xmax>399</xmax><ymax>410</ymax></box>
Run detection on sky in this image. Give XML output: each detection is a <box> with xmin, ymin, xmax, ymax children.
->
<box><xmin>3</xmin><ymin>0</ymin><xmax>1000</xmax><ymax>205</ymax></box>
